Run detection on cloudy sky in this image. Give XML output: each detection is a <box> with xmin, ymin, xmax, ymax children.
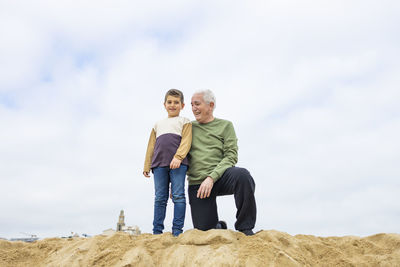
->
<box><xmin>1</xmin><ymin>0</ymin><xmax>399</xmax><ymax>239</ymax></box>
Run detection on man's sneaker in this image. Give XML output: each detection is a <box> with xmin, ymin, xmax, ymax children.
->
<box><xmin>215</xmin><ymin>220</ymin><xmax>227</xmax><ymax>229</ymax></box>
<box><xmin>239</xmin><ymin>229</ymin><xmax>254</xmax><ymax>236</ymax></box>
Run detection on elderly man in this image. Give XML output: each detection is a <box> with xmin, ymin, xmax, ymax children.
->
<box><xmin>187</xmin><ymin>89</ymin><xmax>257</xmax><ymax>236</ymax></box>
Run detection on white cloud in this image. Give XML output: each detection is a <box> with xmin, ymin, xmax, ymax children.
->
<box><xmin>0</xmin><ymin>0</ymin><xmax>399</xmax><ymax>238</ymax></box>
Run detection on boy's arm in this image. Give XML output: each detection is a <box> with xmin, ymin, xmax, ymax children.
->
<box><xmin>143</xmin><ymin>128</ymin><xmax>156</xmax><ymax>175</ymax></box>
<box><xmin>173</xmin><ymin>122</ymin><xmax>192</xmax><ymax>161</ymax></box>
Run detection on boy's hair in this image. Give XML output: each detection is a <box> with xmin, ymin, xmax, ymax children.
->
<box><xmin>164</xmin><ymin>89</ymin><xmax>184</xmax><ymax>103</ymax></box>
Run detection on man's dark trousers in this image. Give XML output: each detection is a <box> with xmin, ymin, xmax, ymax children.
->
<box><xmin>188</xmin><ymin>167</ymin><xmax>256</xmax><ymax>231</ymax></box>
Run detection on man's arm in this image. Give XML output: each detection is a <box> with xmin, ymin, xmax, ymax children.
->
<box><xmin>197</xmin><ymin>121</ymin><xmax>238</xmax><ymax>198</ymax></box>
<box><xmin>209</xmin><ymin>121</ymin><xmax>238</xmax><ymax>182</ymax></box>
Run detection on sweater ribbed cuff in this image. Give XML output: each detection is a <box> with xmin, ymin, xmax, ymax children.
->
<box><xmin>210</xmin><ymin>172</ymin><xmax>219</xmax><ymax>182</ymax></box>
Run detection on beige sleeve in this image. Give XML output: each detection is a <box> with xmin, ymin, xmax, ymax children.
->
<box><xmin>174</xmin><ymin>123</ymin><xmax>192</xmax><ymax>161</ymax></box>
<box><xmin>143</xmin><ymin>128</ymin><xmax>156</xmax><ymax>173</ymax></box>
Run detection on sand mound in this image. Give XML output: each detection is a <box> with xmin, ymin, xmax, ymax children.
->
<box><xmin>1</xmin><ymin>230</ymin><xmax>399</xmax><ymax>266</ymax></box>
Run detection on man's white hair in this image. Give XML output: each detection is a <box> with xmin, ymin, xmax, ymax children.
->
<box><xmin>195</xmin><ymin>89</ymin><xmax>216</xmax><ymax>110</ymax></box>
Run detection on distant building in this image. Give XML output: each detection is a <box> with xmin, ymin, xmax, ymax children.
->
<box><xmin>10</xmin><ymin>237</ymin><xmax>39</xmax><ymax>243</ymax></box>
<box><xmin>102</xmin><ymin>228</ymin><xmax>116</xmax><ymax>236</ymax></box>
<box><xmin>102</xmin><ymin>210</ymin><xmax>141</xmax><ymax>236</ymax></box>
<box><xmin>117</xmin><ymin>210</ymin><xmax>126</xmax><ymax>231</ymax></box>
<box><xmin>121</xmin><ymin>225</ymin><xmax>141</xmax><ymax>235</ymax></box>
<box><xmin>10</xmin><ymin>233</ymin><xmax>39</xmax><ymax>243</ymax></box>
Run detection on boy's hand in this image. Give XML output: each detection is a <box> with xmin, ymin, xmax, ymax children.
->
<box><xmin>170</xmin><ymin>158</ymin><xmax>182</xmax><ymax>169</ymax></box>
<box><xmin>143</xmin><ymin>171</ymin><xmax>150</xmax><ymax>178</ymax></box>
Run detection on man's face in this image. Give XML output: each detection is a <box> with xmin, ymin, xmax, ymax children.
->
<box><xmin>191</xmin><ymin>93</ymin><xmax>214</xmax><ymax>123</ymax></box>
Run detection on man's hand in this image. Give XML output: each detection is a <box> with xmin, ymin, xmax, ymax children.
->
<box><xmin>197</xmin><ymin>177</ymin><xmax>214</xmax><ymax>199</ymax></box>
<box><xmin>170</xmin><ymin>157</ymin><xmax>182</xmax><ymax>169</ymax></box>
<box><xmin>143</xmin><ymin>171</ymin><xmax>150</xmax><ymax>178</ymax></box>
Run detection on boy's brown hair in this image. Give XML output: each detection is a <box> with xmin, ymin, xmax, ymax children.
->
<box><xmin>164</xmin><ymin>89</ymin><xmax>184</xmax><ymax>103</ymax></box>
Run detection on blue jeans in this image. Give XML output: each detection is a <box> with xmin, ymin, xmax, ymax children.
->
<box><xmin>153</xmin><ymin>164</ymin><xmax>187</xmax><ymax>236</ymax></box>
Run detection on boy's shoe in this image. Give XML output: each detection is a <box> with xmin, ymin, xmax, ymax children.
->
<box><xmin>239</xmin><ymin>229</ymin><xmax>255</xmax><ymax>236</ymax></box>
<box><xmin>215</xmin><ymin>220</ymin><xmax>227</xmax><ymax>229</ymax></box>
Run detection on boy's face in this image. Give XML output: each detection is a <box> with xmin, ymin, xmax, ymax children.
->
<box><xmin>164</xmin><ymin>95</ymin><xmax>184</xmax><ymax>117</ymax></box>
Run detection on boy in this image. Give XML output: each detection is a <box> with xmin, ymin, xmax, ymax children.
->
<box><xmin>143</xmin><ymin>89</ymin><xmax>192</xmax><ymax>236</ymax></box>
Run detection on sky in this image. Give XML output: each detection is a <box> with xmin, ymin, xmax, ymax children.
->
<box><xmin>1</xmin><ymin>0</ymin><xmax>399</xmax><ymax>239</ymax></box>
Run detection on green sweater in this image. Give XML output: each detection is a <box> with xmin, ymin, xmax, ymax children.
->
<box><xmin>187</xmin><ymin>118</ymin><xmax>238</xmax><ymax>185</ymax></box>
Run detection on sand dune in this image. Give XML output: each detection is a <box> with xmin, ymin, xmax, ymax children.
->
<box><xmin>1</xmin><ymin>229</ymin><xmax>399</xmax><ymax>266</ymax></box>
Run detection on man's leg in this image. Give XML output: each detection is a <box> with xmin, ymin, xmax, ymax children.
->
<box><xmin>214</xmin><ymin>167</ymin><xmax>256</xmax><ymax>232</ymax></box>
<box><xmin>188</xmin><ymin>184</ymin><xmax>219</xmax><ymax>231</ymax></box>
<box><xmin>170</xmin><ymin>165</ymin><xmax>187</xmax><ymax>236</ymax></box>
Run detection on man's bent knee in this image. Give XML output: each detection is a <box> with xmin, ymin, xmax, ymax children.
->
<box><xmin>235</xmin><ymin>168</ymin><xmax>255</xmax><ymax>191</ymax></box>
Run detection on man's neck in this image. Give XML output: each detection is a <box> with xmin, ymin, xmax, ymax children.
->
<box><xmin>200</xmin><ymin>116</ymin><xmax>215</xmax><ymax>124</ymax></box>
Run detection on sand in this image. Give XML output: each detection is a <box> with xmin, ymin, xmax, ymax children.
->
<box><xmin>1</xmin><ymin>229</ymin><xmax>399</xmax><ymax>266</ymax></box>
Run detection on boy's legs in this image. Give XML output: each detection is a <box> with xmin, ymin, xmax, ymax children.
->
<box><xmin>170</xmin><ymin>164</ymin><xmax>187</xmax><ymax>236</ymax></box>
<box><xmin>152</xmin><ymin>167</ymin><xmax>170</xmax><ymax>234</ymax></box>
